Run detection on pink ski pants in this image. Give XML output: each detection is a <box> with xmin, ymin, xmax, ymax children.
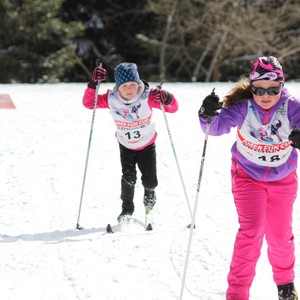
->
<box><xmin>226</xmin><ymin>159</ymin><xmax>297</xmax><ymax>300</ymax></box>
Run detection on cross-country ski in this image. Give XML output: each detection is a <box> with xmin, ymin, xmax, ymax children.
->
<box><xmin>106</xmin><ymin>216</ymin><xmax>153</xmax><ymax>234</ymax></box>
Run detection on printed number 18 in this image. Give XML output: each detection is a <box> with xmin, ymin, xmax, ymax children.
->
<box><xmin>258</xmin><ymin>155</ymin><xmax>280</xmax><ymax>162</ymax></box>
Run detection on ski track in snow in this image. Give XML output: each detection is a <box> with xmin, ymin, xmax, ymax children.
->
<box><xmin>0</xmin><ymin>82</ymin><xmax>300</xmax><ymax>299</ymax></box>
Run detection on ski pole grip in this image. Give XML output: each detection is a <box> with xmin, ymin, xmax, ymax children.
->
<box><xmin>207</xmin><ymin>88</ymin><xmax>215</xmax><ymax>124</ymax></box>
<box><xmin>95</xmin><ymin>59</ymin><xmax>102</xmax><ymax>68</ymax></box>
<box><xmin>156</xmin><ymin>82</ymin><xmax>163</xmax><ymax>90</ymax></box>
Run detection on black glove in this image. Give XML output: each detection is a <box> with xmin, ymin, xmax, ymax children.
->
<box><xmin>199</xmin><ymin>93</ymin><xmax>222</xmax><ymax>117</ymax></box>
<box><xmin>88</xmin><ymin>66</ymin><xmax>106</xmax><ymax>89</ymax></box>
<box><xmin>152</xmin><ymin>89</ymin><xmax>172</xmax><ymax>105</ymax></box>
<box><xmin>288</xmin><ymin>124</ymin><xmax>300</xmax><ymax>149</ymax></box>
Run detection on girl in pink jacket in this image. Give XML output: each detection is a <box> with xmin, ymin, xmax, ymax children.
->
<box><xmin>82</xmin><ymin>62</ymin><xmax>178</xmax><ymax>227</ymax></box>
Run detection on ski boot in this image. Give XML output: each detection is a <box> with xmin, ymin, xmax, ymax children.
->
<box><xmin>144</xmin><ymin>189</ymin><xmax>156</xmax><ymax>230</ymax></box>
<box><xmin>117</xmin><ymin>202</ymin><xmax>134</xmax><ymax>224</ymax></box>
<box><xmin>278</xmin><ymin>282</ymin><xmax>298</xmax><ymax>300</ymax></box>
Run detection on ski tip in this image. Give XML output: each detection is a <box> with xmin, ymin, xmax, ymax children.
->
<box><xmin>76</xmin><ymin>223</ymin><xmax>83</xmax><ymax>230</ymax></box>
<box><xmin>106</xmin><ymin>224</ymin><xmax>114</xmax><ymax>234</ymax></box>
<box><xmin>187</xmin><ymin>223</ymin><xmax>196</xmax><ymax>229</ymax></box>
<box><xmin>146</xmin><ymin>223</ymin><xmax>153</xmax><ymax>231</ymax></box>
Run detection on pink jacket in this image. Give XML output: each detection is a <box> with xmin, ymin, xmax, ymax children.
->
<box><xmin>83</xmin><ymin>85</ymin><xmax>178</xmax><ymax>150</ymax></box>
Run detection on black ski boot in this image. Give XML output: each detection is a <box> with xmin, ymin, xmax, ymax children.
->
<box><xmin>117</xmin><ymin>202</ymin><xmax>134</xmax><ymax>224</ymax></box>
<box><xmin>278</xmin><ymin>282</ymin><xmax>298</xmax><ymax>300</ymax></box>
<box><xmin>118</xmin><ymin>177</ymin><xmax>135</xmax><ymax>223</ymax></box>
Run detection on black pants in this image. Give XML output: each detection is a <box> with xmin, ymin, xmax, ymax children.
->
<box><xmin>119</xmin><ymin>143</ymin><xmax>158</xmax><ymax>210</ymax></box>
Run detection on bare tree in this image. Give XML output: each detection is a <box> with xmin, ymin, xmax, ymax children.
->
<box><xmin>145</xmin><ymin>0</ymin><xmax>300</xmax><ymax>81</ymax></box>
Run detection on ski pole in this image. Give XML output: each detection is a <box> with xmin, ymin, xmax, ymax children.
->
<box><xmin>179</xmin><ymin>88</ymin><xmax>215</xmax><ymax>300</ymax></box>
<box><xmin>157</xmin><ymin>83</ymin><xmax>193</xmax><ymax>221</ymax></box>
<box><xmin>76</xmin><ymin>61</ymin><xmax>102</xmax><ymax>230</ymax></box>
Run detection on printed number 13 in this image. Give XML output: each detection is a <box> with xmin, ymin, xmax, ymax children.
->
<box><xmin>125</xmin><ymin>131</ymin><xmax>141</xmax><ymax>139</ymax></box>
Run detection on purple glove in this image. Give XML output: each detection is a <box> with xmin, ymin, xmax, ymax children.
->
<box><xmin>152</xmin><ymin>89</ymin><xmax>172</xmax><ymax>105</ymax></box>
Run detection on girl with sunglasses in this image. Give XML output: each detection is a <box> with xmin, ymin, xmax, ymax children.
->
<box><xmin>199</xmin><ymin>56</ymin><xmax>300</xmax><ymax>300</ymax></box>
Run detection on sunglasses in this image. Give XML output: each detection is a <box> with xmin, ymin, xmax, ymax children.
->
<box><xmin>251</xmin><ymin>84</ymin><xmax>282</xmax><ymax>96</ymax></box>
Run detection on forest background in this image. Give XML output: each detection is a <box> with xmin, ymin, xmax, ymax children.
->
<box><xmin>0</xmin><ymin>0</ymin><xmax>299</xmax><ymax>84</ymax></box>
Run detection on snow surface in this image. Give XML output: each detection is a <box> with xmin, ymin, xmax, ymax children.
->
<box><xmin>0</xmin><ymin>82</ymin><xmax>300</xmax><ymax>300</ymax></box>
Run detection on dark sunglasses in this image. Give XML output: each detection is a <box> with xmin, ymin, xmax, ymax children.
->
<box><xmin>251</xmin><ymin>84</ymin><xmax>282</xmax><ymax>96</ymax></box>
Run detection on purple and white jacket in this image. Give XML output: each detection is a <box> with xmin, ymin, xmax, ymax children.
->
<box><xmin>199</xmin><ymin>88</ymin><xmax>300</xmax><ymax>182</ymax></box>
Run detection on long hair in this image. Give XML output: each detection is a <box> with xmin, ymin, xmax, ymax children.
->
<box><xmin>222</xmin><ymin>76</ymin><xmax>252</xmax><ymax>108</ymax></box>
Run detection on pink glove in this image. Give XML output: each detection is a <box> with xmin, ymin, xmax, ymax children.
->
<box><xmin>91</xmin><ymin>67</ymin><xmax>106</xmax><ymax>82</ymax></box>
<box><xmin>152</xmin><ymin>89</ymin><xmax>172</xmax><ymax>105</ymax></box>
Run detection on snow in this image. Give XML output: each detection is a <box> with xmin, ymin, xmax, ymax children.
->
<box><xmin>0</xmin><ymin>82</ymin><xmax>299</xmax><ymax>300</ymax></box>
